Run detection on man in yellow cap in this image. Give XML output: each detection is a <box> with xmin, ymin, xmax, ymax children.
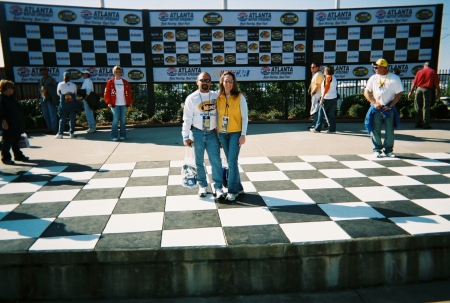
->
<box><xmin>364</xmin><ymin>58</ymin><xmax>403</xmax><ymax>158</ymax></box>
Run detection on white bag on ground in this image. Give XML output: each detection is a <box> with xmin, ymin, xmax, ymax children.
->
<box><xmin>181</xmin><ymin>147</ymin><xmax>198</xmax><ymax>189</ymax></box>
<box><xmin>19</xmin><ymin>133</ymin><xmax>30</xmax><ymax>148</ymax></box>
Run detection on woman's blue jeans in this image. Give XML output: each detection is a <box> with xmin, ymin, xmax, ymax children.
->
<box><xmin>315</xmin><ymin>97</ymin><xmax>337</xmax><ymax>132</ymax></box>
<box><xmin>219</xmin><ymin>132</ymin><xmax>243</xmax><ymax>194</ymax></box>
<box><xmin>191</xmin><ymin>128</ymin><xmax>223</xmax><ymax>190</ymax></box>
<box><xmin>83</xmin><ymin>100</ymin><xmax>96</xmax><ymax>130</ymax></box>
<box><xmin>111</xmin><ymin>105</ymin><xmax>127</xmax><ymax>139</ymax></box>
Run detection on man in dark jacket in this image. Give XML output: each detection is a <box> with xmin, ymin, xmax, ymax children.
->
<box><xmin>0</xmin><ymin>80</ymin><xmax>29</xmax><ymax>165</ymax></box>
<box><xmin>39</xmin><ymin>66</ymin><xmax>59</xmax><ymax>135</ymax></box>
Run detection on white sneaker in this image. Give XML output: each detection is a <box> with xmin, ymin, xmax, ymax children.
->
<box><xmin>54</xmin><ymin>134</ymin><xmax>63</xmax><ymax>139</ymax></box>
<box><xmin>385</xmin><ymin>152</ymin><xmax>396</xmax><ymax>158</ymax></box>
<box><xmin>373</xmin><ymin>151</ymin><xmax>382</xmax><ymax>158</ymax></box>
<box><xmin>69</xmin><ymin>133</ymin><xmax>76</xmax><ymax>139</ymax></box>
<box><xmin>238</xmin><ymin>190</ymin><xmax>245</xmax><ymax>195</ymax></box>
<box><xmin>86</xmin><ymin>128</ymin><xmax>96</xmax><ymax>133</ymax></box>
<box><xmin>112</xmin><ymin>138</ymin><xmax>118</xmax><ymax>141</ymax></box>
<box><xmin>119</xmin><ymin>137</ymin><xmax>126</xmax><ymax>140</ymax></box>
<box><xmin>198</xmin><ymin>186</ymin><xmax>207</xmax><ymax>197</ymax></box>
<box><xmin>226</xmin><ymin>193</ymin><xmax>238</xmax><ymax>201</ymax></box>
<box><xmin>214</xmin><ymin>188</ymin><xmax>225</xmax><ymax>198</ymax></box>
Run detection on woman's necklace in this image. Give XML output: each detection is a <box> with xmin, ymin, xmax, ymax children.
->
<box><xmin>379</xmin><ymin>72</ymin><xmax>389</xmax><ymax>88</ymax></box>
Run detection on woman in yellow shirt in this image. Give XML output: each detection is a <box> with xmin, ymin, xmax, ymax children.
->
<box><xmin>216</xmin><ymin>71</ymin><xmax>249</xmax><ymax>201</ymax></box>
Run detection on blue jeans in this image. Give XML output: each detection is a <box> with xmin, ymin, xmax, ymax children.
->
<box><xmin>57</xmin><ymin>111</ymin><xmax>76</xmax><ymax>135</ymax></box>
<box><xmin>111</xmin><ymin>105</ymin><xmax>127</xmax><ymax>139</ymax></box>
<box><xmin>191</xmin><ymin>128</ymin><xmax>223</xmax><ymax>190</ymax></box>
<box><xmin>83</xmin><ymin>100</ymin><xmax>96</xmax><ymax>130</ymax></box>
<box><xmin>219</xmin><ymin>132</ymin><xmax>243</xmax><ymax>194</ymax></box>
<box><xmin>414</xmin><ymin>88</ymin><xmax>432</xmax><ymax>127</ymax></box>
<box><xmin>371</xmin><ymin>111</ymin><xmax>394</xmax><ymax>154</ymax></box>
<box><xmin>40</xmin><ymin>99</ymin><xmax>58</xmax><ymax>133</ymax></box>
<box><xmin>315</xmin><ymin>97</ymin><xmax>337</xmax><ymax>132</ymax></box>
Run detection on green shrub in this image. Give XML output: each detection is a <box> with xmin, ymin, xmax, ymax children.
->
<box><xmin>348</xmin><ymin>104</ymin><xmax>367</xmax><ymax>118</ymax></box>
<box><xmin>34</xmin><ymin>115</ymin><xmax>46</xmax><ymax>128</ymax></box>
<box><xmin>263</xmin><ymin>109</ymin><xmax>284</xmax><ymax>119</ymax></box>
<box><xmin>96</xmin><ymin>108</ymin><xmax>113</xmax><ymax>122</ymax></box>
<box><xmin>399</xmin><ymin>106</ymin><xmax>410</xmax><ymax>118</ymax></box>
<box><xmin>20</xmin><ymin>99</ymin><xmax>41</xmax><ymax>118</ymax></box>
<box><xmin>289</xmin><ymin>106</ymin><xmax>308</xmax><ymax>119</ymax></box>
<box><xmin>248</xmin><ymin>109</ymin><xmax>262</xmax><ymax>120</ymax></box>
<box><xmin>153</xmin><ymin>110</ymin><xmax>171</xmax><ymax>122</ymax></box>
<box><xmin>127</xmin><ymin>108</ymin><xmax>149</xmax><ymax>121</ymax></box>
<box><xmin>339</xmin><ymin>94</ymin><xmax>369</xmax><ymax>116</ymax></box>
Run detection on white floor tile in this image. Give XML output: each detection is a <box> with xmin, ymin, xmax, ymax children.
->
<box><xmin>0</xmin><ymin>204</ymin><xmax>19</xmax><ymax>220</ymax></box>
<box><xmin>161</xmin><ymin>227</ymin><xmax>226</xmax><ymax>247</ymax></box>
<box><xmin>238</xmin><ymin>157</ymin><xmax>272</xmax><ymax>165</ymax></box>
<box><xmin>169</xmin><ymin>160</ymin><xmax>184</xmax><ymax>168</ymax></box>
<box><xmin>428</xmin><ymin>184</ymin><xmax>450</xmax><ymax>196</ymax></box>
<box><xmin>0</xmin><ymin>218</ymin><xmax>54</xmax><ymax>240</ymax></box>
<box><xmin>218</xmin><ymin>207</ymin><xmax>278</xmax><ymax>227</ymax></box>
<box><xmin>280</xmin><ymin>221</ymin><xmax>351</xmax><ymax>243</ymax></box>
<box><xmin>58</xmin><ymin>199</ymin><xmax>118</xmax><ymax>218</ymax></box>
<box><xmin>341</xmin><ymin>161</ymin><xmax>385</xmax><ymax>169</ymax></box>
<box><xmin>388</xmin><ymin>166</ymin><xmax>439</xmax><ymax>176</ymax></box>
<box><xmin>168</xmin><ymin>174</ymin><xmax>182</xmax><ymax>186</ymax></box>
<box><xmin>259</xmin><ymin>190</ymin><xmax>315</xmax><ymax>207</ymax></box>
<box><xmin>346</xmin><ymin>186</ymin><xmax>408</xmax><ymax>202</ymax></box>
<box><xmin>299</xmin><ymin>155</ymin><xmax>337</xmax><ymax>162</ymax></box>
<box><xmin>99</xmin><ymin>162</ymin><xmax>136</xmax><ymax>171</ymax></box>
<box><xmin>403</xmin><ymin>159</ymin><xmax>450</xmax><ymax>167</ymax></box>
<box><xmin>120</xmin><ymin>185</ymin><xmax>167</xmax><ymax>199</ymax></box>
<box><xmin>0</xmin><ymin>175</ymin><xmax>19</xmax><ymax>185</ymax></box>
<box><xmin>165</xmin><ymin>195</ymin><xmax>217</xmax><ymax>212</ymax></box>
<box><xmin>0</xmin><ymin>181</ymin><xmax>47</xmax><ymax>194</ymax></box>
<box><xmin>274</xmin><ymin>162</ymin><xmax>316</xmax><ymax>171</ymax></box>
<box><xmin>369</xmin><ymin>176</ymin><xmax>423</xmax><ymax>187</ymax></box>
<box><xmin>417</xmin><ymin>153</ymin><xmax>450</xmax><ymax>160</ymax></box>
<box><xmin>319</xmin><ymin>202</ymin><xmax>385</xmax><ymax>221</ymax></box>
<box><xmin>51</xmin><ymin>171</ymin><xmax>96</xmax><ymax>182</ymax></box>
<box><xmin>390</xmin><ymin>215</ymin><xmax>450</xmax><ymax>235</ymax></box>
<box><xmin>22</xmin><ymin>189</ymin><xmax>80</xmax><ymax>204</ymax></box>
<box><xmin>292</xmin><ymin>178</ymin><xmax>342</xmax><ymax>190</ymax></box>
<box><xmin>358</xmin><ymin>154</ymin><xmax>401</xmax><ymax>161</ymax></box>
<box><xmin>29</xmin><ymin>234</ymin><xmax>100</xmax><ymax>251</ymax></box>
<box><xmin>412</xmin><ymin>198</ymin><xmax>450</xmax><ymax>215</ymax></box>
<box><xmin>24</xmin><ymin>166</ymin><xmax>67</xmax><ymax>176</ymax></box>
<box><xmin>319</xmin><ymin>169</ymin><xmax>366</xmax><ymax>178</ymax></box>
<box><xmin>131</xmin><ymin>167</ymin><xmax>169</xmax><ymax>177</ymax></box>
<box><xmin>241</xmin><ymin>181</ymin><xmax>257</xmax><ymax>193</ymax></box>
<box><xmin>83</xmin><ymin>177</ymin><xmax>129</xmax><ymax>189</ymax></box>
<box><xmin>245</xmin><ymin>171</ymin><xmax>289</xmax><ymax>182</ymax></box>
<box><xmin>103</xmin><ymin>213</ymin><xmax>164</xmax><ymax>234</ymax></box>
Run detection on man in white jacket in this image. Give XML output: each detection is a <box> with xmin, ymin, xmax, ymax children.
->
<box><xmin>182</xmin><ymin>72</ymin><xmax>225</xmax><ymax>198</ymax></box>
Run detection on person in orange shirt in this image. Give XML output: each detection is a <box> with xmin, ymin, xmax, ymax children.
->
<box><xmin>408</xmin><ymin>62</ymin><xmax>440</xmax><ymax>129</ymax></box>
<box><xmin>311</xmin><ymin>66</ymin><xmax>338</xmax><ymax>133</ymax></box>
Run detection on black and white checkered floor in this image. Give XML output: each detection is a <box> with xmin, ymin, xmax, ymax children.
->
<box><xmin>1</xmin><ymin>152</ymin><xmax>450</xmax><ymax>252</ymax></box>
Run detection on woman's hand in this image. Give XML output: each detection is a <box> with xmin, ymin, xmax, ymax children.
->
<box><xmin>238</xmin><ymin>135</ymin><xmax>246</xmax><ymax>146</ymax></box>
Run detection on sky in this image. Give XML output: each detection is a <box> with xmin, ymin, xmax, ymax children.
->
<box><xmin>0</xmin><ymin>0</ymin><xmax>449</xmax><ymax>70</ymax></box>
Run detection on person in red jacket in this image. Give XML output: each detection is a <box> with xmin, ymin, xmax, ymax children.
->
<box><xmin>104</xmin><ymin>65</ymin><xmax>133</xmax><ymax>141</ymax></box>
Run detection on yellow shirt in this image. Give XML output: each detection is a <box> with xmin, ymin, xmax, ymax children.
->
<box><xmin>217</xmin><ymin>93</ymin><xmax>242</xmax><ymax>133</ymax></box>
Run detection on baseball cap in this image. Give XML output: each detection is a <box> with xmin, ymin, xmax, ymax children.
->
<box><xmin>373</xmin><ymin>58</ymin><xmax>388</xmax><ymax>67</ymax></box>
<box><xmin>82</xmin><ymin>69</ymin><xmax>90</xmax><ymax>75</ymax></box>
<box><xmin>63</xmin><ymin>72</ymin><xmax>71</xmax><ymax>78</ymax></box>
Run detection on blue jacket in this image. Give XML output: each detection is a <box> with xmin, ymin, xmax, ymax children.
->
<box><xmin>364</xmin><ymin>102</ymin><xmax>400</xmax><ymax>134</ymax></box>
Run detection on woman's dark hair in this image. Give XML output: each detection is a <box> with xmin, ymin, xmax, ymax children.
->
<box><xmin>324</xmin><ymin>66</ymin><xmax>334</xmax><ymax>75</ymax></box>
<box><xmin>219</xmin><ymin>71</ymin><xmax>240</xmax><ymax>97</ymax></box>
<box><xmin>0</xmin><ymin>79</ymin><xmax>14</xmax><ymax>93</ymax></box>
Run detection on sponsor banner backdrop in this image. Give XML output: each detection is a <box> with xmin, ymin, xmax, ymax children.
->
<box><xmin>13</xmin><ymin>66</ymin><xmax>146</xmax><ymax>83</ymax></box>
<box><xmin>313</xmin><ymin>6</ymin><xmax>436</xmax><ymax>27</ymax></box>
<box><xmin>331</xmin><ymin>63</ymin><xmax>424</xmax><ymax>80</ymax></box>
<box><xmin>150</xmin><ymin>11</ymin><xmax>307</xmax><ymax>27</ymax></box>
<box><xmin>153</xmin><ymin>66</ymin><xmax>305</xmax><ymax>82</ymax></box>
<box><xmin>5</xmin><ymin>3</ymin><xmax>142</xmax><ymax>26</ymax></box>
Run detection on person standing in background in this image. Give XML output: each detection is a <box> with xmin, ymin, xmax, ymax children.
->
<box><xmin>308</xmin><ymin>62</ymin><xmax>325</xmax><ymax>130</ymax></box>
<box><xmin>0</xmin><ymin>80</ymin><xmax>29</xmax><ymax>165</ymax></box>
<box><xmin>408</xmin><ymin>62</ymin><xmax>440</xmax><ymax>129</ymax></box>
<box><xmin>104</xmin><ymin>66</ymin><xmax>133</xmax><ymax>141</ymax></box>
<box><xmin>81</xmin><ymin>69</ymin><xmax>96</xmax><ymax>133</ymax></box>
<box><xmin>54</xmin><ymin>72</ymin><xmax>80</xmax><ymax>139</ymax></box>
<box><xmin>38</xmin><ymin>66</ymin><xmax>59</xmax><ymax>135</ymax></box>
<box><xmin>311</xmin><ymin>66</ymin><xmax>338</xmax><ymax>134</ymax></box>
<box><xmin>216</xmin><ymin>71</ymin><xmax>248</xmax><ymax>202</ymax></box>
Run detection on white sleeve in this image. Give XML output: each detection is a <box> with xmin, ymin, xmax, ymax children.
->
<box><xmin>181</xmin><ymin>96</ymin><xmax>194</xmax><ymax>140</ymax></box>
<box><xmin>56</xmin><ymin>83</ymin><xmax>62</xmax><ymax>96</ymax></box>
<box><xmin>240</xmin><ymin>94</ymin><xmax>248</xmax><ymax>136</ymax></box>
<box><xmin>81</xmin><ymin>79</ymin><xmax>93</xmax><ymax>95</ymax></box>
<box><xmin>366</xmin><ymin>76</ymin><xmax>374</xmax><ymax>92</ymax></box>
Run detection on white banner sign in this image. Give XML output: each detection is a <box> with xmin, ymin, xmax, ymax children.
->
<box><xmin>330</xmin><ymin>63</ymin><xmax>425</xmax><ymax>80</ymax></box>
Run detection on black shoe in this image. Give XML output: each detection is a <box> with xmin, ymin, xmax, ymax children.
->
<box><xmin>307</xmin><ymin>125</ymin><xmax>314</xmax><ymax>129</ymax></box>
<box><xmin>423</xmin><ymin>126</ymin><xmax>432</xmax><ymax>129</ymax></box>
<box><xmin>14</xmin><ymin>156</ymin><xmax>29</xmax><ymax>162</ymax></box>
<box><xmin>324</xmin><ymin>124</ymin><xmax>329</xmax><ymax>129</ymax></box>
<box><xmin>2</xmin><ymin>160</ymin><xmax>15</xmax><ymax>165</ymax></box>
<box><xmin>415</xmin><ymin>124</ymin><xmax>423</xmax><ymax>128</ymax></box>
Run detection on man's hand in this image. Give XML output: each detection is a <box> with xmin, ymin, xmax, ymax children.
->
<box><xmin>407</xmin><ymin>92</ymin><xmax>413</xmax><ymax>99</ymax></box>
<box><xmin>184</xmin><ymin>139</ymin><xmax>193</xmax><ymax>147</ymax></box>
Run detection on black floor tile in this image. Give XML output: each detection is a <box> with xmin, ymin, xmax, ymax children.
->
<box><xmin>40</xmin><ymin>180</ymin><xmax>87</xmax><ymax>191</ymax></box>
<box><xmin>373</xmin><ymin>160</ymin><xmax>414</xmax><ymax>167</ymax></box>
<box><xmin>284</xmin><ymin>170</ymin><xmax>326</xmax><ymax>179</ymax></box>
<box><xmin>113</xmin><ymin>197</ymin><xmax>166</xmax><ymax>214</ymax></box>
<box><xmin>164</xmin><ymin>210</ymin><xmax>220</xmax><ymax>230</ymax></box>
<box><xmin>356</xmin><ymin>168</ymin><xmax>402</xmax><ymax>177</ymax></box>
<box><xmin>126</xmin><ymin>176</ymin><xmax>168</xmax><ymax>186</ymax></box>
<box><xmin>333</xmin><ymin>177</ymin><xmax>382</xmax><ymax>188</ymax></box>
<box><xmin>62</xmin><ymin>164</ymin><xmax>100</xmax><ymax>172</ymax></box>
<box><xmin>92</xmin><ymin>170</ymin><xmax>132</xmax><ymax>178</ymax></box>
<box><xmin>367</xmin><ymin>200</ymin><xmax>434</xmax><ymax>218</ymax></box>
<box><xmin>425</xmin><ymin>166</ymin><xmax>450</xmax><ymax>174</ymax></box>
<box><xmin>331</xmin><ymin>155</ymin><xmax>367</xmax><ymax>161</ymax></box>
<box><xmin>224</xmin><ymin>225</ymin><xmax>290</xmax><ymax>245</ymax></box>
<box><xmin>1</xmin><ymin>202</ymin><xmax>69</xmax><ymax>221</ymax></box>
<box><xmin>269</xmin><ymin>156</ymin><xmax>304</xmax><ymax>163</ymax></box>
<box><xmin>134</xmin><ymin>161</ymin><xmax>170</xmax><ymax>169</ymax></box>
<box><xmin>252</xmin><ymin>180</ymin><xmax>299</xmax><ymax>192</ymax></box>
<box><xmin>240</xmin><ymin>163</ymin><xmax>279</xmax><ymax>172</ymax></box>
<box><xmin>0</xmin><ymin>193</ymin><xmax>33</xmax><ymax>205</ymax></box>
<box><xmin>337</xmin><ymin>218</ymin><xmax>410</xmax><ymax>238</ymax></box>
<box><xmin>303</xmin><ymin>188</ymin><xmax>361</xmax><ymax>203</ymax></box>
<box><xmin>310</xmin><ymin>162</ymin><xmax>348</xmax><ymax>169</ymax></box>
<box><xmin>41</xmin><ymin>216</ymin><xmax>110</xmax><ymax>237</ymax></box>
<box><xmin>0</xmin><ymin>238</ymin><xmax>37</xmax><ymax>251</ymax></box>
<box><xmin>96</xmin><ymin>231</ymin><xmax>162</xmax><ymax>249</ymax></box>
<box><xmin>270</xmin><ymin>204</ymin><xmax>331</xmax><ymax>223</ymax></box>
<box><xmin>167</xmin><ymin>184</ymin><xmax>205</xmax><ymax>196</ymax></box>
<box><xmin>217</xmin><ymin>193</ymin><xmax>266</xmax><ymax>208</ymax></box>
<box><xmin>73</xmin><ymin>188</ymin><xmax>124</xmax><ymax>200</ymax></box>
<box><xmin>389</xmin><ymin>185</ymin><xmax>450</xmax><ymax>200</ymax></box>
<box><xmin>12</xmin><ymin>175</ymin><xmax>53</xmax><ymax>183</ymax></box>
<box><xmin>410</xmin><ymin>175</ymin><xmax>450</xmax><ymax>184</ymax></box>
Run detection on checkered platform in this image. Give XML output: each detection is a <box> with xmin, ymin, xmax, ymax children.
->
<box><xmin>312</xmin><ymin>24</ymin><xmax>434</xmax><ymax>64</ymax></box>
<box><xmin>1</xmin><ymin>153</ymin><xmax>450</xmax><ymax>252</ymax></box>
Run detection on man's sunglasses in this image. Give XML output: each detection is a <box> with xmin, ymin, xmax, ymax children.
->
<box><xmin>198</xmin><ymin>79</ymin><xmax>211</xmax><ymax>83</ymax></box>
